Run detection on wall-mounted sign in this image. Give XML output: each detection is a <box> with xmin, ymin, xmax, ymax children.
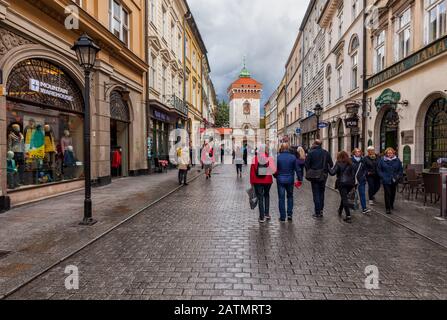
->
<box><xmin>401</xmin><ymin>130</ymin><xmax>414</xmax><ymax>145</ymax></box>
<box><xmin>318</xmin><ymin>122</ymin><xmax>329</xmax><ymax>129</ymax></box>
<box><xmin>367</xmin><ymin>35</ymin><xmax>447</xmax><ymax>89</ymax></box>
<box><xmin>345</xmin><ymin>102</ymin><xmax>360</xmax><ymax>114</ymax></box>
<box><xmin>153</xmin><ymin>109</ymin><xmax>171</xmax><ymax>122</ymax></box>
<box><xmin>375</xmin><ymin>89</ymin><xmax>401</xmax><ymax>110</ymax></box>
<box><xmin>29</xmin><ymin>79</ymin><xmax>74</xmax><ymax>101</ymax></box>
<box><xmin>345</xmin><ymin>116</ymin><xmax>359</xmax><ymax>128</ymax></box>
<box><xmin>295</xmin><ymin>128</ymin><xmax>302</xmax><ymax>135</ymax></box>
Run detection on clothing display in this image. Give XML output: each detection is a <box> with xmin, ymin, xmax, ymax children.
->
<box><xmin>61</xmin><ymin>131</ymin><xmax>73</xmax><ymax>154</ymax></box>
<box><xmin>8</xmin><ymin>131</ymin><xmax>25</xmax><ymax>153</ymax></box>
<box><xmin>44</xmin><ymin>125</ymin><xmax>56</xmax><ymax>153</ymax></box>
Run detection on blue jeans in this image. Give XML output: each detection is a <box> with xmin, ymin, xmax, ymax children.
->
<box><xmin>254</xmin><ymin>184</ymin><xmax>271</xmax><ymax>220</ymax></box>
<box><xmin>311</xmin><ymin>181</ymin><xmax>326</xmax><ymax>215</ymax></box>
<box><xmin>357</xmin><ymin>181</ymin><xmax>367</xmax><ymax>210</ymax></box>
<box><xmin>277</xmin><ymin>183</ymin><xmax>294</xmax><ymax>220</ymax></box>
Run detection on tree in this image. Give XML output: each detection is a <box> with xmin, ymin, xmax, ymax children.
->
<box><xmin>213</xmin><ymin>100</ymin><xmax>230</xmax><ymax>128</ymax></box>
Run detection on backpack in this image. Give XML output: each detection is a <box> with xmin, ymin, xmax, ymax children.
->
<box><xmin>256</xmin><ymin>156</ymin><xmax>270</xmax><ymax>177</ymax></box>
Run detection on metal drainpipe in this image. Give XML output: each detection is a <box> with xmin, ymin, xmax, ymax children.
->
<box><xmin>362</xmin><ymin>0</ymin><xmax>368</xmax><ymax>150</ymax></box>
<box><xmin>145</xmin><ymin>0</ymin><xmax>150</xmax><ymax>173</ymax></box>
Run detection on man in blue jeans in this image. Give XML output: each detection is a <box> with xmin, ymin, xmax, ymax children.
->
<box><xmin>305</xmin><ymin>140</ymin><xmax>333</xmax><ymax>218</ymax></box>
<box><xmin>275</xmin><ymin>143</ymin><xmax>302</xmax><ymax>222</ymax></box>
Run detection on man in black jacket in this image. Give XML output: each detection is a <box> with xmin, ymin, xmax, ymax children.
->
<box><xmin>305</xmin><ymin>140</ymin><xmax>334</xmax><ymax>218</ymax></box>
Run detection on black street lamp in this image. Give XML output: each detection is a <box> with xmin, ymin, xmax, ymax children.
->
<box><xmin>72</xmin><ymin>34</ymin><xmax>100</xmax><ymax>226</ymax></box>
<box><xmin>314</xmin><ymin>103</ymin><xmax>323</xmax><ymax>139</ymax></box>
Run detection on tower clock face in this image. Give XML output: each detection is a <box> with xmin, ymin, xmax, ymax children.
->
<box><xmin>243</xmin><ymin>101</ymin><xmax>251</xmax><ymax>115</ymax></box>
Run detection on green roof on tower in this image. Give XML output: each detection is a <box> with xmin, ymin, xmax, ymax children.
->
<box><xmin>239</xmin><ymin>56</ymin><xmax>251</xmax><ymax>78</ymax></box>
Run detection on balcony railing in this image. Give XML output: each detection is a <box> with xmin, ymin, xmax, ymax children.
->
<box><xmin>167</xmin><ymin>94</ymin><xmax>188</xmax><ymax>117</ymax></box>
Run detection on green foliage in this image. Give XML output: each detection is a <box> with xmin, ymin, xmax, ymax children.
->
<box><xmin>213</xmin><ymin>100</ymin><xmax>230</xmax><ymax>128</ymax></box>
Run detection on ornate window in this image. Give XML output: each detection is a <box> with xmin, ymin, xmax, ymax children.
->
<box><xmin>6</xmin><ymin>59</ymin><xmax>84</xmax><ymax>114</ymax></box>
<box><xmin>243</xmin><ymin>100</ymin><xmax>251</xmax><ymax>115</ymax></box>
<box><xmin>110</xmin><ymin>90</ymin><xmax>130</xmax><ymax>122</ymax></box>
<box><xmin>425</xmin><ymin>98</ymin><xmax>447</xmax><ymax>167</ymax></box>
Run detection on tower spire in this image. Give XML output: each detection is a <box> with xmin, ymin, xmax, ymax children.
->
<box><xmin>239</xmin><ymin>56</ymin><xmax>250</xmax><ymax>78</ymax></box>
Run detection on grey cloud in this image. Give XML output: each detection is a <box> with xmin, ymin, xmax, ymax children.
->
<box><xmin>188</xmin><ymin>0</ymin><xmax>307</xmax><ymax>108</ymax></box>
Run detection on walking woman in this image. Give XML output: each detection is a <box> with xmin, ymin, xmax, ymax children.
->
<box><xmin>233</xmin><ymin>146</ymin><xmax>244</xmax><ymax>178</ymax></box>
<box><xmin>275</xmin><ymin>143</ymin><xmax>302</xmax><ymax>222</ymax></box>
<box><xmin>351</xmin><ymin>148</ymin><xmax>371</xmax><ymax>214</ymax></box>
<box><xmin>250</xmin><ymin>145</ymin><xmax>276</xmax><ymax>223</ymax></box>
<box><xmin>364</xmin><ymin>146</ymin><xmax>380</xmax><ymax>205</ymax></box>
<box><xmin>296</xmin><ymin>146</ymin><xmax>306</xmax><ymax>181</ymax></box>
<box><xmin>330</xmin><ymin>151</ymin><xmax>356</xmax><ymax>223</ymax></box>
<box><xmin>201</xmin><ymin>141</ymin><xmax>215</xmax><ymax>179</ymax></box>
<box><xmin>177</xmin><ymin>141</ymin><xmax>190</xmax><ymax>186</ymax></box>
<box><xmin>377</xmin><ymin>147</ymin><xmax>403</xmax><ymax>215</ymax></box>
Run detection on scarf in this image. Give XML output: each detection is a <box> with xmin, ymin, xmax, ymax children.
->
<box><xmin>354</xmin><ymin>156</ymin><xmax>362</xmax><ymax>162</ymax></box>
<box><xmin>384</xmin><ymin>156</ymin><xmax>397</xmax><ymax>161</ymax></box>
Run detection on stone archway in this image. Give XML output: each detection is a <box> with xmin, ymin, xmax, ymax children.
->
<box><xmin>415</xmin><ymin>91</ymin><xmax>447</xmax><ymax>165</ymax></box>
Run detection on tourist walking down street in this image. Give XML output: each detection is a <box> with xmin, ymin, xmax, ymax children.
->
<box><xmin>364</xmin><ymin>146</ymin><xmax>381</xmax><ymax>205</ymax></box>
<box><xmin>352</xmin><ymin>148</ymin><xmax>371</xmax><ymax>214</ymax></box>
<box><xmin>330</xmin><ymin>151</ymin><xmax>356</xmax><ymax>223</ymax></box>
<box><xmin>250</xmin><ymin>145</ymin><xmax>276</xmax><ymax>223</ymax></box>
<box><xmin>275</xmin><ymin>143</ymin><xmax>302</xmax><ymax>222</ymax></box>
<box><xmin>201</xmin><ymin>141</ymin><xmax>215</xmax><ymax>180</ymax></box>
<box><xmin>296</xmin><ymin>146</ymin><xmax>306</xmax><ymax>181</ymax></box>
<box><xmin>233</xmin><ymin>146</ymin><xmax>244</xmax><ymax>178</ymax></box>
<box><xmin>377</xmin><ymin>147</ymin><xmax>404</xmax><ymax>215</ymax></box>
<box><xmin>176</xmin><ymin>142</ymin><xmax>190</xmax><ymax>186</ymax></box>
<box><xmin>305</xmin><ymin>140</ymin><xmax>333</xmax><ymax>218</ymax></box>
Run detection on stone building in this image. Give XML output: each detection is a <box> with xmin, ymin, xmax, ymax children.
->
<box><xmin>276</xmin><ymin>75</ymin><xmax>287</xmax><ymax>141</ymax></box>
<box><xmin>319</xmin><ymin>0</ymin><xmax>365</xmax><ymax>159</ymax></box>
<box><xmin>285</xmin><ymin>31</ymin><xmax>303</xmax><ymax>146</ymax></box>
<box><xmin>365</xmin><ymin>0</ymin><xmax>447</xmax><ymax>167</ymax></box>
<box><xmin>300</xmin><ymin>0</ymin><xmax>327</xmax><ymax>150</ymax></box>
<box><xmin>0</xmin><ymin>0</ymin><xmax>148</xmax><ymax>209</ymax></box>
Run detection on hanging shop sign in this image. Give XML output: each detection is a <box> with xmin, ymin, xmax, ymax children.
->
<box><xmin>295</xmin><ymin>128</ymin><xmax>302</xmax><ymax>135</ymax></box>
<box><xmin>301</xmin><ymin>115</ymin><xmax>317</xmax><ymax>134</ymax></box>
<box><xmin>345</xmin><ymin>116</ymin><xmax>359</xmax><ymax>128</ymax></box>
<box><xmin>375</xmin><ymin>89</ymin><xmax>401</xmax><ymax>110</ymax></box>
<box><xmin>318</xmin><ymin>122</ymin><xmax>329</xmax><ymax>129</ymax></box>
<box><xmin>367</xmin><ymin>35</ymin><xmax>447</xmax><ymax>89</ymax></box>
<box><xmin>345</xmin><ymin>102</ymin><xmax>360</xmax><ymax>114</ymax></box>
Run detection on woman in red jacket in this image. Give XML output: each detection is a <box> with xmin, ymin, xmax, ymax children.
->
<box><xmin>250</xmin><ymin>145</ymin><xmax>276</xmax><ymax>223</ymax></box>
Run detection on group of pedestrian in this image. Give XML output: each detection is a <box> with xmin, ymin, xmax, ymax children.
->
<box><xmin>248</xmin><ymin>138</ymin><xmax>404</xmax><ymax>224</ymax></box>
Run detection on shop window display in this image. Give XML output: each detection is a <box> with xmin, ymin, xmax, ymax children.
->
<box><xmin>6</xmin><ymin>102</ymin><xmax>84</xmax><ymax>190</ymax></box>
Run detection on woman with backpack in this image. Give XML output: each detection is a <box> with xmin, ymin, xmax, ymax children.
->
<box><xmin>250</xmin><ymin>145</ymin><xmax>276</xmax><ymax>223</ymax></box>
<box><xmin>377</xmin><ymin>147</ymin><xmax>403</xmax><ymax>215</ymax></box>
<box><xmin>330</xmin><ymin>151</ymin><xmax>356</xmax><ymax>223</ymax></box>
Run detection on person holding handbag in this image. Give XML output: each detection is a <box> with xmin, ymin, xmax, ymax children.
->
<box><xmin>377</xmin><ymin>147</ymin><xmax>403</xmax><ymax>215</ymax></box>
<box><xmin>305</xmin><ymin>140</ymin><xmax>334</xmax><ymax>219</ymax></box>
<box><xmin>352</xmin><ymin>148</ymin><xmax>371</xmax><ymax>214</ymax></box>
<box><xmin>250</xmin><ymin>144</ymin><xmax>276</xmax><ymax>223</ymax></box>
<box><xmin>330</xmin><ymin>151</ymin><xmax>356</xmax><ymax>223</ymax></box>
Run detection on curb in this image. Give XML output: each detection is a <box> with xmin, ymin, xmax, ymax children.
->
<box><xmin>0</xmin><ymin>169</ymin><xmax>207</xmax><ymax>300</ymax></box>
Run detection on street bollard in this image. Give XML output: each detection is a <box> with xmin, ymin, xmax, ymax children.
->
<box><xmin>440</xmin><ymin>168</ymin><xmax>447</xmax><ymax>218</ymax></box>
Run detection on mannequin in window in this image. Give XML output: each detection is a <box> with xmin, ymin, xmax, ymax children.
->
<box><xmin>61</xmin><ymin>130</ymin><xmax>73</xmax><ymax>154</ymax></box>
<box><xmin>44</xmin><ymin>124</ymin><xmax>56</xmax><ymax>178</ymax></box>
<box><xmin>8</xmin><ymin>123</ymin><xmax>25</xmax><ymax>185</ymax></box>
<box><xmin>63</xmin><ymin>145</ymin><xmax>77</xmax><ymax>179</ymax></box>
<box><xmin>7</xmin><ymin>151</ymin><xmax>18</xmax><ymax>189</ymax></box>
<box><xmin>24</xmin><ymin>118</ymin><xmax>36</xmax><ymax>152</ymax></box>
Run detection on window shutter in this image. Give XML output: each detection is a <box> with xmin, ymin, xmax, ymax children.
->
<box><xmin>424</xmin><ymin>11</ymin><xmax>428</xmax><ymax>45</ymax></box>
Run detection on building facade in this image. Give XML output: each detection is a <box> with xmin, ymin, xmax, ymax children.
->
<box><xmin>319</xmin><ymin>0</ymin><xmax>365</xmax><ymax>159</ymax></box>
<box><xmin>228</xmin><ymin>64</ymin><xmax>263</xmax><ymax>132</ymax></box>
<box><xmin>147</xmin><ymin>0</ymin><xmax>188</xmax><ymax>170</ymax></box>
<box><xmin>1</xmin><ymin>0</ymin><xmax>148</xmax><ymax>209</ymax></box>
<box><xmin>276</xmin><ymin>75</ymin><xmax>287</xmax><ymax>141</ymax></box>
<box><xmin>365</xmin><ymin>0</ymin><xmax>447</xmax><ymax>168</ymax></box>
<box><xmin>285</xmin><ymin>32</ymin><xmax>303</xmax><ymax>146</ymax></box>
<box><xmin>300</xmin><ymin>0</ymin><xmax>327</xmax><ymax>150</ymax></box>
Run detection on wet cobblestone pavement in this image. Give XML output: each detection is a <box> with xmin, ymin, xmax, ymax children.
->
<box><xmin>8</xmin><ymin>165</ymin><xmax>447</xmax><ymax>300</ymax></box>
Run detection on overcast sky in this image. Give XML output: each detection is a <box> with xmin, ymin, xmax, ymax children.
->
<box><xmin>188</xmin><ymin>0</ymin><xmax>308</xmax><ymax>111</ymax></box>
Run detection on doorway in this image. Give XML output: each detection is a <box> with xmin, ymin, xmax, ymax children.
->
<box><xmin>110</xmin><ymin>119</ymin><xmax>129</xmax><ymax>177</ymax></box>
<box><xmin>380</xmin><ymin>108</ymin><xmax>399</xmax><ymax>153</ymax></box>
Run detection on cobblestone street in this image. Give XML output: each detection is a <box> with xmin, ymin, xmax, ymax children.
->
<box><xmin>8</xmin><ymin>165</ymin><xmax>447</xmax><ymax>300</ymax></box>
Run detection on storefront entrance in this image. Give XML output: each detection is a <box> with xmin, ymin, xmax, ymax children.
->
<box><xmin>380</xmin><ymin>108</ymin><xmax>399</xmax><ymax>153</ymax></box>
<box><xmin>424</xmin><ymin>98</ymin><xmax>447</xmax><ymax>168</ymax></box>
<box><xmin>110</xmin><ymin>91</ymin><xmax>130</xmax><ymax>178</ymax></box>
<box><xmin>5</xmin><ymin>58</ymin><xmax>84</xmax><ymax>191</ymax></box>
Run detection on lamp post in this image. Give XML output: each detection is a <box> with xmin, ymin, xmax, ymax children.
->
<box><xmin>314</xmin><ymin>103</ymin><xmax>323</xmax><ymax>140</ymax></box>
<box><xmin>71</xmin><ymin>34</ymin><xmax>100</xmax><ymax>226</ymax></box>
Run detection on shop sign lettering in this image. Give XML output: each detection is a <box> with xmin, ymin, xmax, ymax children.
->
<box><xmin>29</xmin><ymin>79</ymin><xmax>74</xmax><ymax>101</ymax></box>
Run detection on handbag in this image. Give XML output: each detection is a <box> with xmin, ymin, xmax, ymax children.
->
<box><xmin>305</xmin><ymin>152</ymin><xmax>328</xmax><ymax>182</ymax></box>
<box><xmin>347</xmin><ymin>188</ymin><xmax>356</xmax><ymax>210</ymax></box>
<box><xmin>246</xmin><ymin>186</ymin><xmax>258</xmax><ymax>210</ymax></box>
